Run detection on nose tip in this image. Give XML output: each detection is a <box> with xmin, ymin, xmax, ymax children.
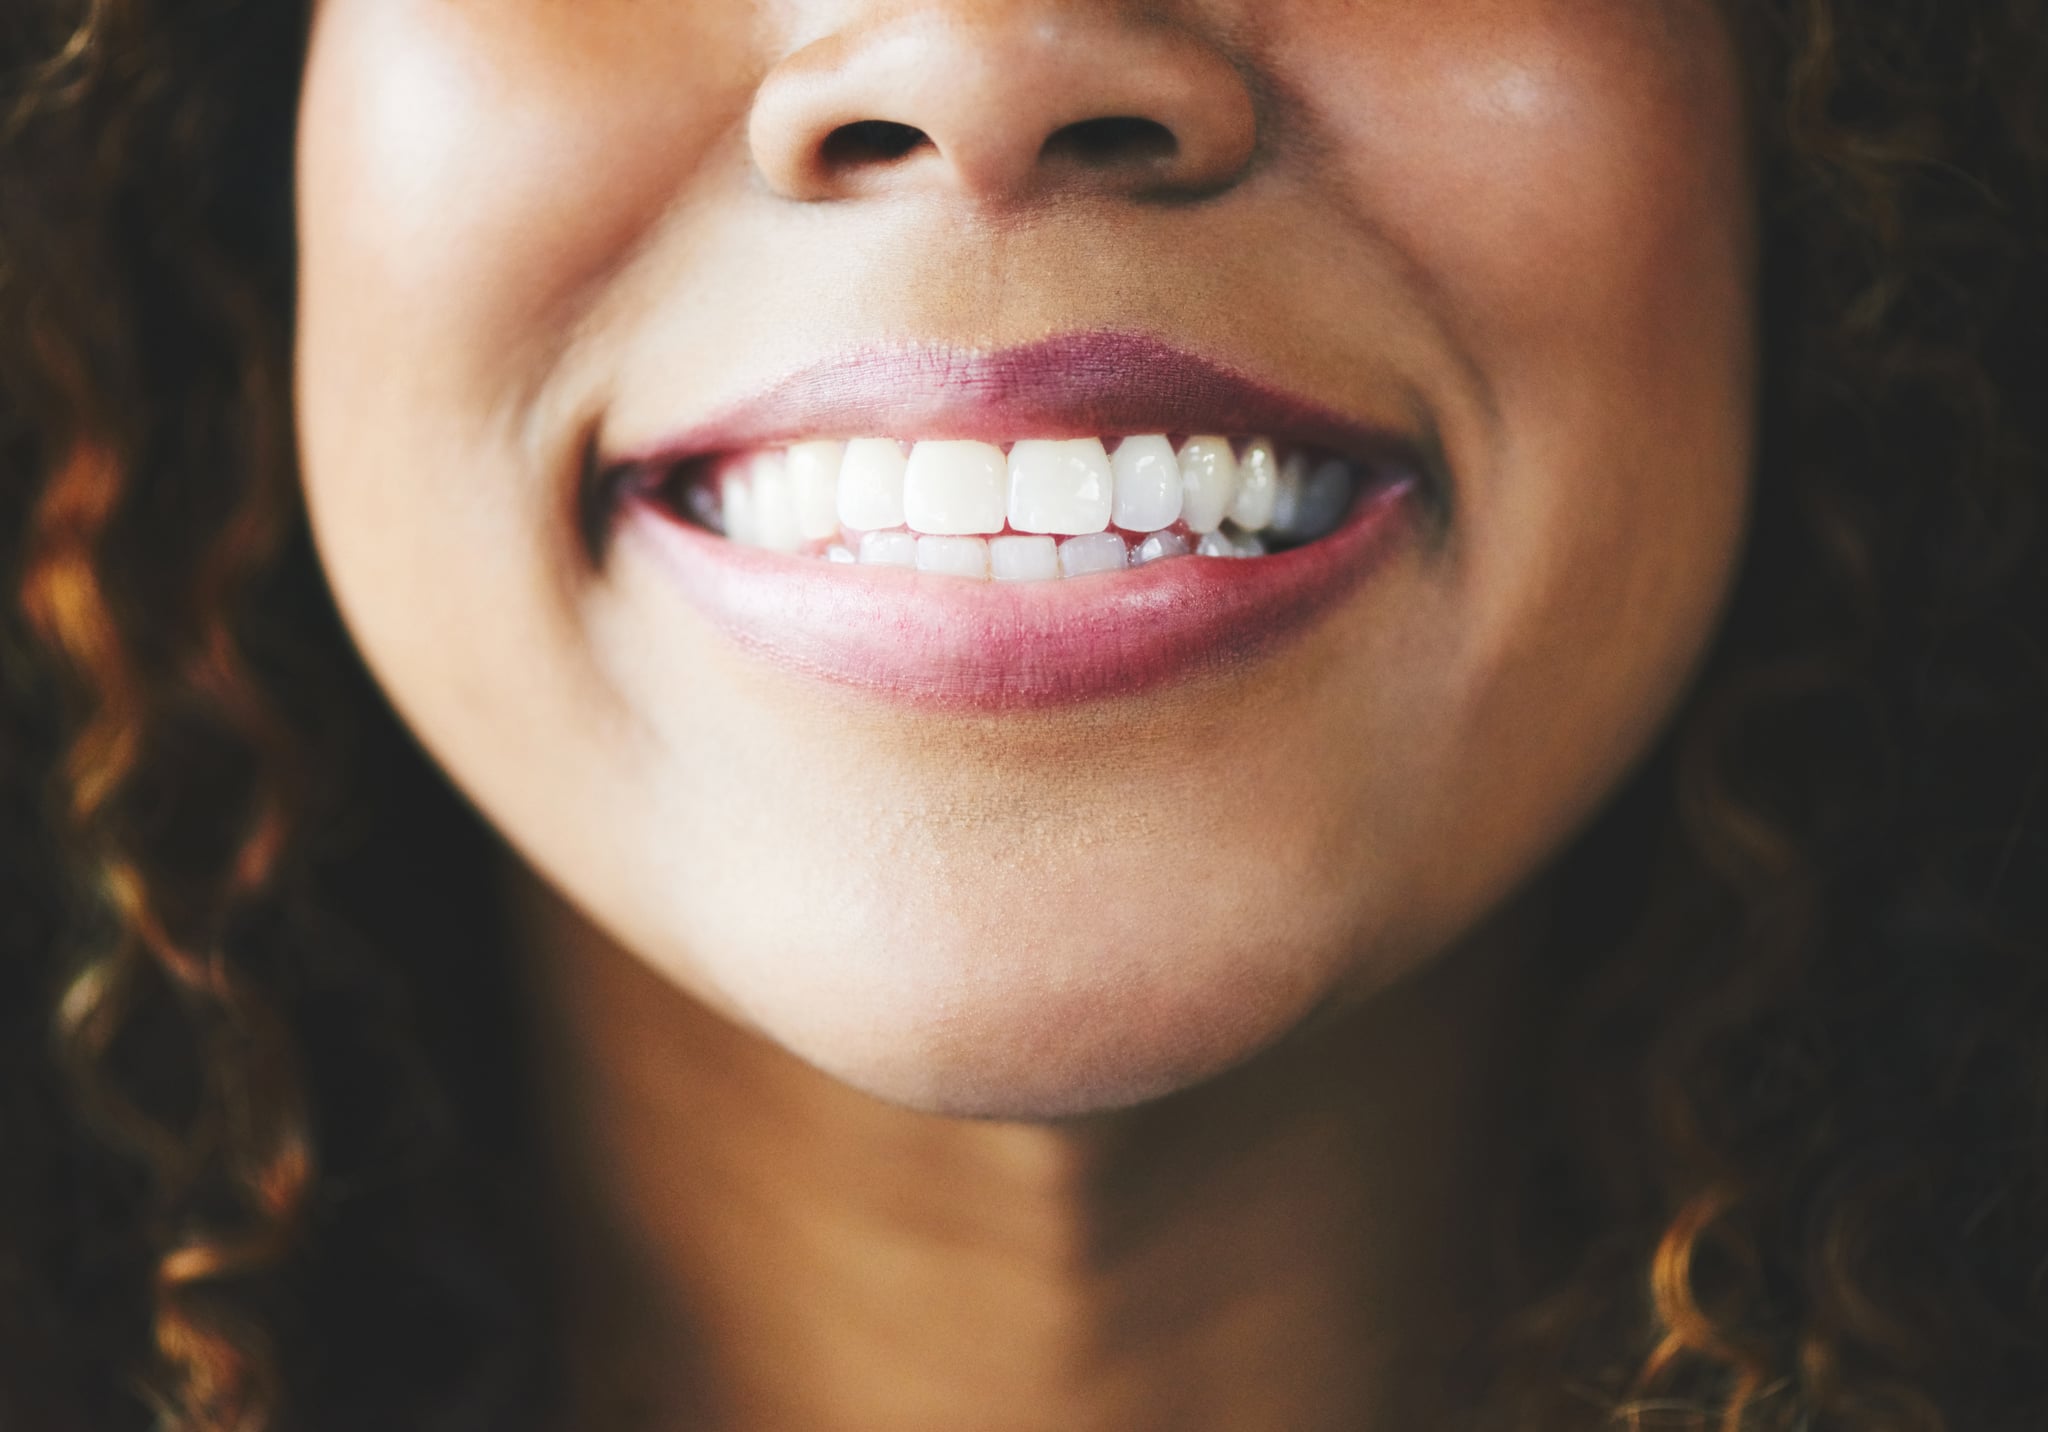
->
<box><xmin>748</xmin><ymin>12</ymin><xmax>1258</xmax><ymax>205</ymax></box>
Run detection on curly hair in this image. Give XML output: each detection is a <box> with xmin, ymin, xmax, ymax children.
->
<box><xmin>2</xmin><ymin>2</ymin><xmax>2044</xmax><ymax>1430</ymax></box>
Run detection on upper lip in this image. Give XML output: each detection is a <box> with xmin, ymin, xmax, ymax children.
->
<box><xmin>597</xmin><ymin>330</ymin><xmax>1441</xmax><ymax>479</ymax></box>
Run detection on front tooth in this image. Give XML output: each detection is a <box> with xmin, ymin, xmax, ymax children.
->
<box><xmin>1132</xmin><ymin>531</ymin><xmax>1190</xmax><ymax>565</ymax></box>
<box><xmin>1195</xmin><ymin>531</ymin><xmax>1238</xmax><ymax>558</ymax></box>
<box><xmin>916</xmin><ymin>535</ymin><xmax>991</xmax><ymax>579</ymax></box>
<box><xmin>720</xmin><ymin>470</ymin><xmax>759</xmax><ymax>546</ymax></box>
<box><xmin>1110</xmin><ymin>435</ymin><xmax>1183</xmax><ymax>532</ymax></box>
<box><xmin>904</xmin><ymin>440</ymin><xmax>1006</xmax><ymax>535</ymax></box>
<box><xmin>788</xmin><ymin>441</ymin><xmax>847</xmax><ymax>541</ymax></box>
<box><xmin>838</xmin><ymin>439</ymin><xmax>909</xmax><ymax>531</ymax></box>
<box><xmin>1228</xmin><ymin>439</ymin><xmax>1279</xmax><ymax>531</ymax></box>
<box><xmin>1058</xmin><ymin>532</ymin><xmax>1129</xmax><ymax>578</ymax></box>
<box><xmin>751</xmin><ymin>455</ymin><xmax>804</xmax><ymax>552</ymax></box>
<box><xmin>858</xmin><ymin>530</ymin><xmax>917</xmax><ymax>567</ymax></box>
<box><xmin>1177</xmin><ymin>437</ymin><xmax>1239</xmax><ymax>535</ymax></box>
<box><xmin>990</xmin><ymin>534</ymin><xmax>1060</xmax><ymax>582</ymax></box>
<box><xmin>1007</xmin><ymin>439</ymin><xmax>1113</xmax><ymax>535</ymax></box>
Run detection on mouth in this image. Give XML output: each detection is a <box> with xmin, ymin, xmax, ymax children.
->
<box><xmin>598</xmin><ymin>332</ymin><xmax>1440</xmax><ymax>709</ymax></box>
<box><xmin>648</xmin><ymin>430</ymin><xmax>1374</xmax><ymax>577</ymax></box>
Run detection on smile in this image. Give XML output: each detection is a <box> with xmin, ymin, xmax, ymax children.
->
<box><xmin>655</xmin><ymin>432</ymin><xmax>1376</xmax><ymax>579</ymax></box>
<box><xmin>602</xmin><ymin>332</ymin><xmax>1439</xmax><ymax>709</ymax></box>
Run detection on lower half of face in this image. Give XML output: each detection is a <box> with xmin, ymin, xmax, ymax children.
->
<box><xmin>293</xmin><ymin>0</ymin><xmax>1754</xmax><ymax>1118</ymax></box>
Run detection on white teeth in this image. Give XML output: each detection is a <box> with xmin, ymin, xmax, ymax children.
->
<box><xmin>1110</xmin><ymin>435</ymin><xmax>1183</xmax><ymax>533</ymax></box>
<box><xmin>838</xmin><ymin>439</ymin><xmax>909</xmax><ymax>531</ymax></box>
<box><xmin>1007</xmin><ymin>439</ymin><xmax>1114</xmax><ymax>535</ymax></box>
<box><xmin>1268</xmin><ymin>451</ymin><xmax>1308</xmax><ymax>534</ymax></box>
<box><xmin>1177</xmin><ymin>437</ymin><xmax>1239</xmax><ymax>535</ymax></box>
<box><xmin>1228</xmin><ymin>439</ymin><xmax>1278</xmax><ymax>531</ymax></box>
<box><xmin>1058</xmin><ymin>532</ymin><xmax>1129</xmax><ymax>578</ymax></box>
<box><xmin>787</xmin><ymin>441</ymin><xmax>847</xmax><ymax>542</ymax></box>
<box><xmin>1132</xmin><ymin>531</ymin><xmax>1190</xmax><ymax>565</ymax></box>
<box><xmin>1270</xmin><ymin>458</ymin><xmax>1355</xmax><ymax>541</ymax></box>
<box><xmin>685</xmin><ymin>479</ymin><xmax>724</xmax><ymax>532</ymax></box>
<box><xmin>990</xmin><ymin>534</ymin><xmax>1060</xmax><ymax>582</ymax></box>
<box><xmin>916</xmin><ymin>535</ymin><xmax>991</xmax><ymax>579</ymax></box>
<box><xmin>903</xmin><ymin>440</ymin><xmax>1007</xmax><ymax>535</ymax></box>
<box><xmin>751</xmin><ymin>455</ymin><xmax>805</xmax><ymax>553</ymax></box>
<box><xmin>858</xmin><ymin>530</ymin><xmax>917</xmax><ymax>567</ymax></box>
<box><xmin>696</xmin><ymin>430</ymin><xmax>1367</xmax><ymax>574</ymax></box>
<box><xmin>721</xmin><ymin>471</ymin><xmax>759</xmax><ymax>546</ymax></box>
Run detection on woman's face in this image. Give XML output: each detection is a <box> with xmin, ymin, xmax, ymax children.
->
<box><xmin>295</xmin><ymin>0</ymin><xmax>1753</xmax><ymax>1117</ymax></box>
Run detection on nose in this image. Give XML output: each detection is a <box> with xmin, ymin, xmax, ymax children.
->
<box><xmin>748</xmin><ymin>7</ymin><xmax>1259</xmax><ymax>205</ymax></box>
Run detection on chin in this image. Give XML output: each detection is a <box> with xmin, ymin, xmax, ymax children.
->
<box><xmin>681</xmin><ymin>901</ymin><xmax>1355</xmax><ymax>1121</ymax></box>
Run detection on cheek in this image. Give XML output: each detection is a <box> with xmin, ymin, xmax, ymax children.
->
<box><xmin>293</xmin><ymin>0</ymin><xmax>759</xmax><ymax>751</ymax></box>
<box><xmin>1281</xmin><ymin>0</ymin><xmax>1754</xmax><ymax>477</ymax></box>
<box><xmin>295</xmin><ymin>0</ymin><xmax>751</xmax><ymax>423</ymax></box>
<box><xmin>1287</xmin><ymin>1</ymin><xmax>1749</xmax><ymax>317</ymax></box>
<box><xmin>1265</xmin><ymin>0</ymin><xmax>1755</xmax><ymax>932</ymax></box>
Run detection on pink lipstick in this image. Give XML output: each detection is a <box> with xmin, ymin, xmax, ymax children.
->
<box><xmin>600</xmin><ymin>332</ymin><xmax>1438</xmax><ymax>710</ymax></box>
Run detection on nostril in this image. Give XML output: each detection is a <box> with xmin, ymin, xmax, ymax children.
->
<box><xmin>1040</xmin><ymin>116</ymin><xmax>1179</xmax><ymax>170</ymax></box>
<box><xmin>821</xmin><ymin>119</ymin><xmax>934</xmax><ymax>171</ymax></box>
<box><xmin>752</xmin><ymin>19</ymin><xmax>1255</xmax><ymax>203</ymax></box>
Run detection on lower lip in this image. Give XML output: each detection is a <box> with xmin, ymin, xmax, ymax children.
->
<box><xmin>622</xmin><ymin>481</ymin><xmax>1419</xmax><ymax>712</ymax></box>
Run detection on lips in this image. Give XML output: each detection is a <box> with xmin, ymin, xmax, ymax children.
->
<box><xmin>603</xmin><ymin>332</ymin><xmax>1433</xmax><ymax>466</ymax></box>
<box><xmin>598</xmin><ymin>331</ymin><xmax>1440</xmax><ymax>710</ymax></box>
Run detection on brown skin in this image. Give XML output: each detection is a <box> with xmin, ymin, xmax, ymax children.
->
<box><xmin>294</xmin><ymin>0</ymin><xmax>1754</xmax><ymax>1426</ymax></box>
<box><xmin>519</xmin><ymin>870</ymin><xmax>1541</xmax><ymax>1430</ymax></box>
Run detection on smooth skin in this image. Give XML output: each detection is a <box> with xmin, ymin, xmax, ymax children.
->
<box><xmin>295</xmin><ymin>1</ymin><xmax>1754</xmax><ymax>1426</ymax></box>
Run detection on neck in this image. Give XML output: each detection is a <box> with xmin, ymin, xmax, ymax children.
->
<box><xmin>512</xmin><ymin>869</ymin><xmax>1538</xmax><ymax>1432</ymax></box>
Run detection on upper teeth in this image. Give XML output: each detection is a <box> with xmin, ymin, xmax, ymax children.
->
<box><xmin>694</xmin><ymin>434</ymin><xmax>1362</xmax><ymax>575</ymax></box>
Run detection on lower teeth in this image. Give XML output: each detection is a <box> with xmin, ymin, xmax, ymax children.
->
<box><xmin>796</xmin><ymin>523</ymin><xmax>1278</xmax><ymax>581</ymax></box>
